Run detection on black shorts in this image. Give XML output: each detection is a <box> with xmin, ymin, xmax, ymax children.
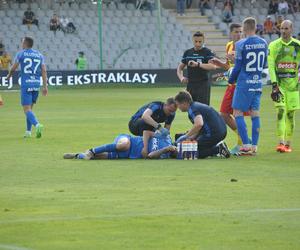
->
<box><xmin>197</xmin><ymin>130</ymin><xmax>227</xmax><ymax>151</ymax></box>
<box><xmin>187</xmin><ymin>82</ymin><xmax>211</xmax><ymax>105</ymax></box>
<box><xmin>128</xmin><ymin>118</ymin><xmax>155</xmax><ymax>136</ymax></box>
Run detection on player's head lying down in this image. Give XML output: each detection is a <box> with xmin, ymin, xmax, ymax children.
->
<box><xmin>63</xmin><ymin>130</ymin><xmax>177</xmax><ymax>160</ymax></box>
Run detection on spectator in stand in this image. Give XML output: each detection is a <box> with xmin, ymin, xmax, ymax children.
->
<box><xmin>256</xmin><ymin>23</ymin><xmax>264</xmax><ymax>36</ymax></box>
<box><xmin>268</xmin><ymin>0</ymin><xmax>279</xmax><ymax>14</ymax></box>
<box><xmin>75</xmin><ymin>51</ymin><xmax>87</xmax><ymax>70</ymax></box>
<box><xmin>186</xmin><ymin>0</ymin><xmax>192</xmax><ymax>8</ymax></box>
<box><xmin>50</xmin><ymin>14</ymin><xmax>60</xmax><ymax>32</ymax></box>
<box><xmin>177</xmin><ymin>0</ymin><xmax>185</xmax><ymax>16</ymax></box>
<box><xmin>22</xmin><ymin>7</ymin><xmax>39</xmax><ymax>27</ymax></box>
<box><xmin>0</xmin><ymin>39</ymin><xmax>4</xmax><ymax>56</ymax></box>
<box><xmin>278</xmin><ymin>0</ymin><xmax>289</xmax><ymax>15</ymax></box>
<box><xmin>0</xmin><ymin>51</ymin><xmax>12</xmax><ymax>71</ymax></box>
<box><xmin>291</xmin><ymin>0</ymin><xmax>300</xmax><ymax>12</ymax></box>
<box><xmin>60</xmin><ymin>16</ymin><xmax>76</xmax><ymax>33</ymax></box>
<box><xmin>199</xmin><ymin>0</ymin><xmax>212</xmax><ymax>16</ymax></box>
<box><xmin>223</xmin><ymin>0</ymin><xmax>233</xmax><ymax>23</ymax></box>
<box><xmin>287</xmin><ymin>0</ymin><xmax>298</xmax><ymax>14</ymax></box>
<box><xmin>298</xmin><ymin>32</ymin><xmax>300</xmax><ymax>40</ymax></box>
<box><xmin>275</xmin><ymin>15</ymin><xmax>284</xmax><ymax>36</ymax></box>
<box><xmin>140</xmin><ymin>0</ymin><xmax>155</xmax><ymax>15</ymax></box>
<box><xmin>264</xmin><ymin>16</ymin><xmax>276</xmax><ymax>38</ymax></box>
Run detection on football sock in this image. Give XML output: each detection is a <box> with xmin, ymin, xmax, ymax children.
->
<box><xmin>25</xmin><ymin>110</ymin><xmax>38</xmax><ymax>127</ymax></box>
<box><xmin>26</xmin><ymin>117</ymin><xmax>32</xmax><ymax>132</ymax></box>
<box><xmin>285</xmin><ymin>110</ymin><xmax>295</xmax><ymax>142</ymax></box>
<box><xmin>251</xmin><ymin>116</ymin><xmax>260</xmax><ymax>146</ymax></box>
<box><xmin>276</xmin><ymin>107</ymin><xmax>286</xmax><ymax>142</ymax></box>
<box><xmin>92</xmin><ymin>143</ymin><xmax>117</xmax><ymax>154</ymax></box>
<box><xmin>235</xmin><ymin>116</ymin><xmax>249</xmax><ymax>145</ymax></box>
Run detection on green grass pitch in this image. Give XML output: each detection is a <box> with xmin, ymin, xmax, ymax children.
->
<box><xmin>0</xmin><ymin>86</ymin><xmax>300</xmax><ymax>250</ymax></box>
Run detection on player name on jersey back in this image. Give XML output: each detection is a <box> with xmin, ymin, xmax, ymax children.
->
<box><xmin>245</xmin><ymin>43</ymin><xmax>266</xmax><ymax>50</ymax></box>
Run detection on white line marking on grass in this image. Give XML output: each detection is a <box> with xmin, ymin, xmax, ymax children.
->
<box><xmin>0</xmin><ymin>244</ymin><xmax>32</xmax><ymax>250</ymax></box>
<box><xmin>1</xmin><ymin>90</ymin><xmax>19</xmax><ymax>93</ymax></box>
<box><xmin>0</xmin><ymin>208</ymin><xmax>299</xmax><ymax>225</ymax></box>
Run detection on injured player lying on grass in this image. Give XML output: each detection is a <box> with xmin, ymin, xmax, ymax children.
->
<box><xmin>63</xmin><ymin>131</ymin><xmax>177</xmax><ymax>160</ymax></box>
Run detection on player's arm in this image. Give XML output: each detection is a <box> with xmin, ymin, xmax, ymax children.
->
<box><xmin>267</xmin><ymin>41</ymin><xmax>278</xmax><ymax>84</ymax></box>
<box><xmin>198</xmin><ymin>62</ymin><xmax>217</xmax><ymax>70</ymax></box>
<box><xmin>6</xmin><ymin>62</ymin><xmax>19</xmax><ymax>79</ymax></box>
<box><xmin>147</xmin><ymin>145</ymin><xmax>177</xmax><ymax>159</ymax></box>
<box><xmin>177</xmin><ymin>62</ymin><xmax>188</xmax><ymax>84</ymax></box>
<box><xmin>228</xmin><ymin>43</ymin><xmax>242</xmax><ymax>84</ymax></box>
<box><xmin>41</xmin><ymin>64</ymin><xmax>48</xmax><ymax>96</ymax></box>
<box><xmin>268</xmin><ymin>42</ymin><xmax>283</xmax><ymax>102</ymax></box>
<box><xmin>176</xmin><ymin>115</ymin><xmax>203</xmax><ymax>142</ymax></box>
<box><xmin>141</xmin><ymin>130</ymin><xmax>154</xmax><ymax>158</ymax></box>
<box><xmin>209</xmin><ymin>57</ymin><xmax>230</xmax><ymax>70</ymax></box>
<box><xmin>185</xmin><ymin>115</ymin><xmax>203</xmax><ymax>138</ymax></box>
<box><xmin>141</xmin><ymin>108</ymin><xmax>160</xmax><ymax>128</ymax></box>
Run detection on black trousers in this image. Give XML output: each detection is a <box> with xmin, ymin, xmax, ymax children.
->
<box><xmin>187</xmin><ymin>82</ymin><xmax>211</xmax><ymax>105</ymax></box>
<box><xmin>197</xmin><ymin>130</ymin><xmax>227</xmax><ymax>159</ymax></box>
<box><xmin>128</xmin><ymin>118</ymin><xmax>155</xmax><ymax>136</ymax></box>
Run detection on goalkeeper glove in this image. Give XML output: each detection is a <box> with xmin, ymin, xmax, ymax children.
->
<box><xmin>271</xmin><ymin>82</ymin><xmax>282</xmax><ymax>103</ymax></box>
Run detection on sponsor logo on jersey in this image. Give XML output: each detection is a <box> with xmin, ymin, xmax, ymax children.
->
<box><xmin>152</xmin><ymin>138</ymin><xmax>159</xmax><ymax>151</ymax></box>
<box><xmin>277</xmin><ymin>62</ymin><xmax>297</xmax><ymax>69</ymax></box>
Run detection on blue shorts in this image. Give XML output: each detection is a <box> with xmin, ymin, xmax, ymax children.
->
<box><xmin>21</xmin><ymin>88</ymin><xmax>39</xmax><ymax>106</ymax></box>
<box><xmin>232</xmin><ymin>88</ymin><xmax>262</xmax><ymax>112</ymax></box>
<box><xmin>108</xmin><ymin>134</ymin><xmax>131</xmax><ymax>159</ymax></box>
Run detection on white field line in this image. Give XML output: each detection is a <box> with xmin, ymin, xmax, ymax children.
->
<box><xmin>0</xmin><ymin>244</ymin><xmax>32</xmax><ymax>250</ymax></box>
<box><xmin>0</xmin><ymin>208</ymin><xmax>300</xmax><ymax>225</ymax></box>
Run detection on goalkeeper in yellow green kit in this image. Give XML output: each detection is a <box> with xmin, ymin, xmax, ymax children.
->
<box><xmin>268</xmin><ymin>20</ymin><xmax>300</xmax><ymax>153</ymax></box>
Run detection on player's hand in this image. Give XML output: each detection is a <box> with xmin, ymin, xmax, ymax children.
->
<box><xmin>180</xmin><ymin>77</ymin><xmax>188</xmax><ymax>84</ymax></box>
<box><xmin>226</xmin><ymin>51</ymin><xmax>235</xmax><ymax>62</ymax></box>
<box><xmin>271</xmin><ymin>83</ymin><xmax>282</xmax><ymax>102</ymax></box>
<box><xmin>188</xmin><ymin>60</ymin><xmax>199</xmax><ymax>68</ymax></box>
<box><xmin>141</xmin><ymin>147</ymin><xmax>148</xmax><ymax>158</ymax></box>
<box><xmin>42</xmin><ymin>86</ymin><xmax>48</xmax><ymax>96</ymax></box>
<box><xmin>175</xmin><ymin>134</ymin><xmax>188</xmax><ymax>144</ymax></box>
<box><xmin>167</xmin><ymin>145</ymin><xmax>177</xmax><ymax>152</ymax></box>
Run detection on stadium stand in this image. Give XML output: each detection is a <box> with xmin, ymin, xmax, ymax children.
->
<box><xmin>0</xmin><ymin>0</ymin><xmax>299</xmax><ymax>70</ymax></box>
<box><xmin>0</xmin><ymin>0</ymin><xmax>192</xmax><ymax>70</ymax></box>
<box><xmin>209</xmin><ymin>0</ymin><xmax>300</xmax><ymax>43</ymax></box>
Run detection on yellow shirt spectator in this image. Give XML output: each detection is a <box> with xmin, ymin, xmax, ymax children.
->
<box><xmin>0</xmin><ymin>52</ymin><xmax>12</xmax><ymax>70</ymax></box>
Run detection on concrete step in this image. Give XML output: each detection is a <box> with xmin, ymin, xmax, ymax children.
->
<box><xmin>185</xmin><ymin>24</ymin><xmax>217</xmax><ymax>31</ymax></box>
<box><xmin>168</xmin><ymin>8</ymin><xmax>227</xmax><ymax>56</ymax></box>
<box><xmin>177</xmin><ymin>18</ymin><xmax>213</xmax><ymax>25</ymax></box>
<box><xmin>205</xmin><ymin>39</ymin><xmax>229</xmax><ymax>45</ymax></box>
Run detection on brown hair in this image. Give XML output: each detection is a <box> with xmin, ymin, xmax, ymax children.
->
<box><xmin>243</xmin><ymin>17</ymin><xmax>256</xmax><ymax>32</ymax></box>
<box><xmin>230</xmin><ymin>23</ymin><xmax>242</xmax><ymax>32</ymax></box>
<box><xmin>24</xmin><ymin>37</ymin><xmax>34</xmax><ymax>48</ymax></box>
<box><xmin>175</xmin><ymin>91</ymin><xmax>193</xmax><ymax>104</ymax></box>
<box><xmin>193</xmin><ymin>31</ymin><xmax>204</xmax><ymax>38</ymax></box>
